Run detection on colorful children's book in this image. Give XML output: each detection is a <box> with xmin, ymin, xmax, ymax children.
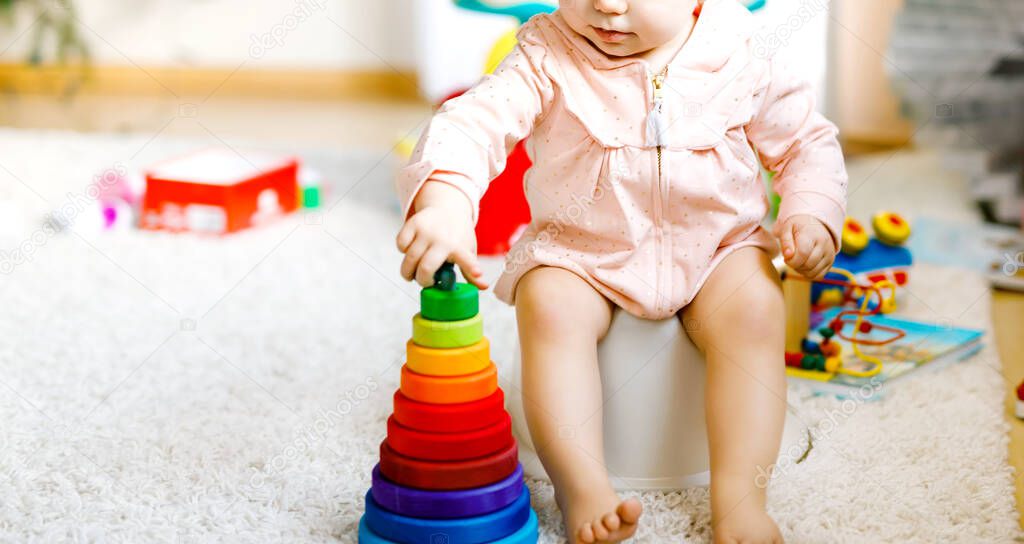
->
<box><xmin>786</xmin><ymin>307</ymin><xmax>985</xmax><ymax>400</ymax></box>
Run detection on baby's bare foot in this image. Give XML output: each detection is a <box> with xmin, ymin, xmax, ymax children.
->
<box><xmin>555</xmin><ymin>485</ymin><xmax>642</xmax><ymax>544</ymax></box>
<box><xmin>713</xmin><ymin>504</ymin><xmax>783</xmax><ymax>544</ymax></box>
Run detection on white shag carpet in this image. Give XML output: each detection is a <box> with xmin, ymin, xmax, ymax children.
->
<box><xmin>0</xmin><ymin>130</ymin><xmax>1020</xmax><ymax>543</ymax></box>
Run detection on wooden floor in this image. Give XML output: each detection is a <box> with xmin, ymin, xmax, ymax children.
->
<box><xmin>993</xmin><ymin>290</ymin><xmax>1024</xmax><ymax>530</ymax></box>
<box><xmin>2</xmin><ymin>91</ymin><xmax>1022</xmax><ymax>530</ymax></box>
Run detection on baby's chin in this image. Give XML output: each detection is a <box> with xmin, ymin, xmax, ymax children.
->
<box><xmin>586</xmin><ymin>36</ymin><xmax>650</xmax><ymax>58</ymax></box>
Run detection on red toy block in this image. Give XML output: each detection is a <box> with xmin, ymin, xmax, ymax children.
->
<box><xmin>141</xmin><ymin>148</ymin><xmax>299</xmax><ymax>234</ymax></box>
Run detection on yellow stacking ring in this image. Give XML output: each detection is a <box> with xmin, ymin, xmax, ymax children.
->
<box><xmin>406</xmin><ymin>338</ymin><xmax>491</xmax><ymax>377</ymax></box>
<box><xmin>412</xmin><ymin>313</ymin><xmax>483</xmax><ymax>349</ymax></box>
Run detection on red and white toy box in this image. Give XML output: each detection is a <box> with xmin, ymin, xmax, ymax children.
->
<box><xmin>142</xmin><ymin>148</ymin><xmax>299</xmax><ymax>234</ymax></box>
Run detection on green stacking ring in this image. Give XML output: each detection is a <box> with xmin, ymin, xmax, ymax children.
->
<box><xmin>421</xmin><ymin>283</ymin><xmax>479</xmax><ymax>321</ymax></box>
<box><xmin>413</xmin><ymin>313</ymin><xmax>483</xmax><ymax>348</ymax></box>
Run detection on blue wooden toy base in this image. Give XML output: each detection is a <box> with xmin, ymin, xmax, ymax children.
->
<box><xmin>359</xmin><ymin>508</ymin><xmax>538</xmax><ymax>544</ymax></box>
<box><xmin>361</xmin><ymin>487</ymin><xmax>535</xmax><ymax>543</ymax></box>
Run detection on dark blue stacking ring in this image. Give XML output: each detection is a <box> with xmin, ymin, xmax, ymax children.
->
<box><xmin>358</xmin><ymin>508</ymin><xmax>538</xmax><ymax>544</ymax></box>
<box><xmin>371</xmin><ymin>463</ymin><xmax>524</xmax><ymax>519</ymax></box>
<box><xmin>362</xmin><ymin>485</ymin><xmax>532</xmax><ymax>544</ymax></box>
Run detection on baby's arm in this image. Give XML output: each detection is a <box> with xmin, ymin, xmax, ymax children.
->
<box><xmin>746</xmin><ymin>56</ymin><xmax>849</xmax><ymax>279</ymax></box>
<box><xmin>395</xmin><ymin>34</ymin><xmax>553</xmax><ymax>287</ymax></box>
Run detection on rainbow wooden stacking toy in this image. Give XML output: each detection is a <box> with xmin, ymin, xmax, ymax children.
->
<box><xmin>359</xmin><ymin>263</ymin><xmax>538</xmax><ymax>543</ymax></box>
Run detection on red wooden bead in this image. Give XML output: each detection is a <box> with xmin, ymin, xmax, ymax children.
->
<box><xmin>785</xmin><ymin>352</ymin><xmax>804</xmax><ymax>367</ymax></box>
<box><xmin>858</xmin><ymin>321</ymin><xmax>873</xmax><ymax>333</ymax></box>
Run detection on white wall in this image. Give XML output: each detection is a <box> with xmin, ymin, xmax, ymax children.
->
<box><xmin>0</xmin><ymin>0</ymin><xmax>417</xmax><ymax>70</ymax></box>
<box><xmin>0</xmin><ymin>0</ymin><xmax>829</xmax><ymax>107</ymax></box>
<box><xmin>412</xmin><ymin>0</ymin><xmax>518</xmax><ymax>102</ymax></box>
<box><xmin>756</xmin><ymin>0</ymin><xmax>831</xmax><ymax>109</ymax></box>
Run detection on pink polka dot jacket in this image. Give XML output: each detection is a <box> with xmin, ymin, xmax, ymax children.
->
<box><xmin>396</xmin><ymin>0</ymin><xmax>848</xmax><ymax>319</ymax></box>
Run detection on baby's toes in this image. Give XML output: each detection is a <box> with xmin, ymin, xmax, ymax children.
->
<box><xmin>617</xmin><ymin>498</ymin><xmax>643</xmax><ymax>525</ymax></box>
<box><xmin>601</xmin><ymin>512</ymin><xmax>621</xmax><ymax>532</ymax></box>
<box><xmin>578</xmin><ymin>521</ymin><xmax>596</xmax><ymax>543</ymax></box>
<box><xmin>591</xmin><ymin>518</ymin><xmax>609</xmax><ymax>541</ymax></box>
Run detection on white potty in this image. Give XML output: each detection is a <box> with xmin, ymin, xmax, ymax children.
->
<box><xmin>506</xmin><ymin>308</ymin><xmax>810</xmax><ymax>490</ymax></box>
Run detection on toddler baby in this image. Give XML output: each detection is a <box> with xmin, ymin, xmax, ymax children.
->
<box><xmin>395</xmin><ymin>0</ymin><xmax>847</xmax><ymax>542</ymax></box>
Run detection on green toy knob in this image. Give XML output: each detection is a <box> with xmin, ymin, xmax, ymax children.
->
<box><xmin>421</xmin><ymin>283</ymin><xmax>479</xmax><ymax>321</ymax></box>
<box><xmin>434</xmin><ymin>262</ymin><xmax>457</xmax><ymax>291</ymax></box>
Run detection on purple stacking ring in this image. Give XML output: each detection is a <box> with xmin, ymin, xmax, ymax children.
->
<box><xmin>371</xmin><ymin>463</ymin><xmax>524</xmax><ymax>519</ymax></box>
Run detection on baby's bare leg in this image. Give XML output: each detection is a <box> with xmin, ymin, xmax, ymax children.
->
<box><xmin>679</xmin><ymin>247</ymin><xmax>786</xmax><ymax>543</ymax></box>
<box><xmin>515</xmin><ymin>266</ymin><xmax>642</xmax><ymax>544</ymax></box>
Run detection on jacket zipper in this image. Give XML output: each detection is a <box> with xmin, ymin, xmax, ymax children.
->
<box><xmin>648</xmin><ymin>66</ymin><xmax>669</xmax><ymax>312</ymax></box>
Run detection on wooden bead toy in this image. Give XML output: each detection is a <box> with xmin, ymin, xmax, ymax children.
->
<box><xmin>801</xmin><ymin>354</ymin><xmax>822</xmax><ymax>370</ymax></box>
<box><xmin>405</xmin><ymin>338</ymin><xmax>491</xmax><ymax>376</ymax></box>
<box><xmin>859</xmin><ymin>321</ymin><xmax>873</xmax><ymax>333</ymax></box>
<box><xmin>871</xmin><ymin>211</ymin><xmax>911</xmax><ymax>246</ymax></box>
<box><xmin>412</xmin><ymin>313</ymin><xmax>484</xmax><ymax>348</ymax></box>
<box><xmin>820</xmin><ymin>341</ymin><xmax>841</xmax><ymax>358</ymax></box>
<box><xmin>841</xmin><ymin>217</ymin><xmax>870</xmax><ymax>256</ymax></box>
<box><xmin>400</xmin><ymin>363</ymin><xmax>498</xmax><ymax>404</ymax></box>
<box><xmin>816</xmin><ymin>288</ymin><xmax>844</xmax><ymax>307</ymax></box>
<box><xmin>361</xmin><ymin>487</ymin><xmax>534</xmax><ymax>544</ymax></box>
<box><xmin>392</xmin><ymin>389</ymin><xmax>505</xmax><ymax>434</ymax></box>
<box><xmin>386</xmin><ymin>413</ymin><xmax>513</xmax><ymax>461</ymax></box>
<box><xmin>421</xmin><ymin>283</ymin><xmax>479</xmax><ymax>321</ymax></box>
<box><xmin>784</xmin><ymin>352</ymin><xmax>804</xmax><ymax>367</ymax></box>
<box><xmin>378</xmin><ymin>440</ymin><xmax>520</xmax><ymax>491</ymax></box>
<box><xmin>801</xmin><ymin>338</ymin><xmax>821</xmax><ymax>355</ymax></box>
<box><xmin>370</xmin><ymin>463</ymin><xmax>524</xmax><ymax>519</ymax></box>
<box><xmin>825</xmin><ymin>357</ymin><xmax>841</xmax><ymax>373</ymax></box>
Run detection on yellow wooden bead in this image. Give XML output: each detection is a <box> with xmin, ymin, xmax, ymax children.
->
<box><xmin>872</xmin><ymin>211</ymin><xmax>912</xmax><ymax>246</ymax></box>
<box><xmin>841</xmin><ymin>217</ymin><xmax>870</xmax><ymax>255</ymax></box>
<box><xmin>817</xmin><ymin>289</ymin><xmax>844</xmax><ymax>307</ymax></box>
<box><xmin>825</xmin><ymin>357</ymin><xmax>841</xmax><ymax>373</ymax></box>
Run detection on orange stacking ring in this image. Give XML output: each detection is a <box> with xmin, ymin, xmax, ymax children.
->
<box><xmin>393</xmin><ymin>389</ymin><xmax>505</xmax><ymax>433</ymax></box>
<box><xmin>400</xmin><ymin>363</ymin><xmax>498</xmax><ymax>404</ymax></box>
<box><xmin>406</xmin><ymin>338</ymin><xmax>490</xmax><ymax>377</ymax></box>
<box><xmin>379</xmin><ymin>439</ymin><xmax>520</xmax><ymax>491</ymax></box>
<box><xmin>387</xmin><ymin>413</ymin><xmax>513</xmax><ymax>461</ymax></box>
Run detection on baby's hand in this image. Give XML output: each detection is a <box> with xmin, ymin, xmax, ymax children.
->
<box><xmin>775</xmin><ymin>214</ymin><xmax>835</xmax><ymax>280</ymax></box>
<box><xmin>396</xmin><ymin>181</ymin><xmax>488</xmax><ymax>289</ymax></box>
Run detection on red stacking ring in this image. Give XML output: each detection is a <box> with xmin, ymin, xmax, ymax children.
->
<box><xmin>386</xmin><ymin>413</ymin><xmax>513</xmax><ymax>461</ymax></box>
<box><xmin>393</xmin><ymin>389</ymin><xmax>506</xmax><ymax>433</ymax></box>
<box><xmin>379</xmin><ymin>439</ymin><xmax>519</xmax><ymax>491</ymax></box>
